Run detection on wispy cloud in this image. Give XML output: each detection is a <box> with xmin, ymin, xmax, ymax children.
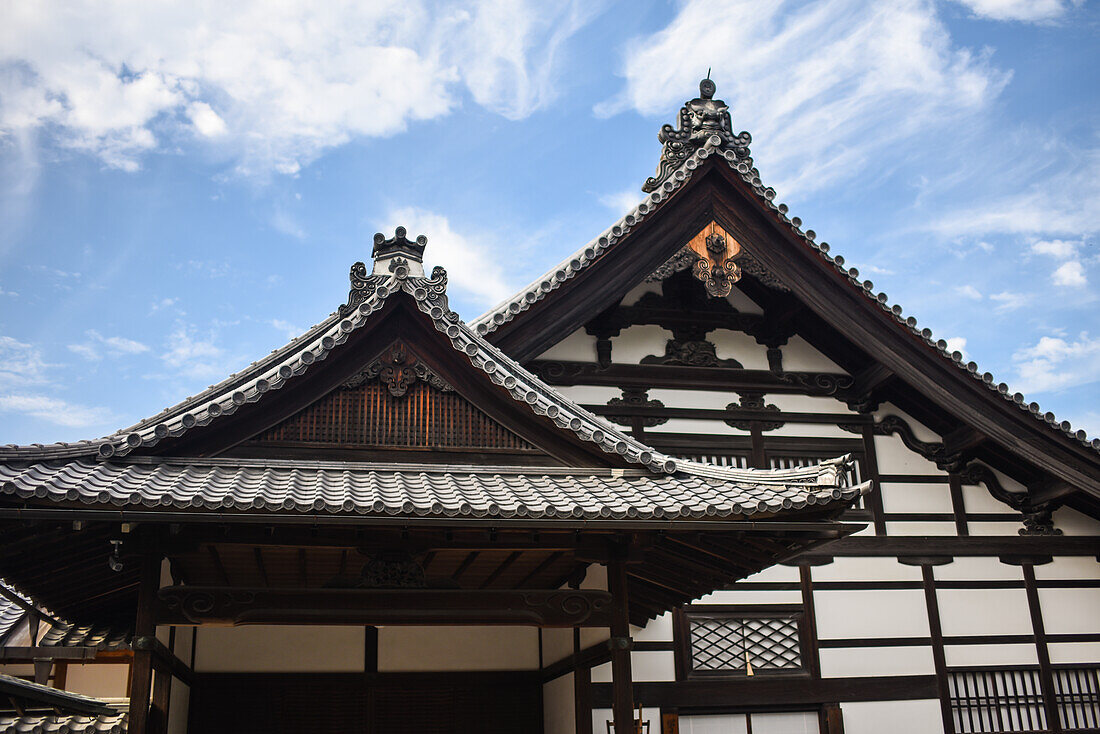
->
<box><xmin>0</xmin><ymin>394</ymin><xmax>114</xmax><ymax>428</ymax></box>
<box><xmin>955</xmin><ymin>284</ymin><xmax>983</xmax><ymax>300</ymax></box>
<box><xmin>67</xmin><ymin>330</ymin><xmax>149</xmax><ymax>361</ymax></box>
<box><xmin>1031</xmin><ymin>238</ymin><xmax>1079</xmax><ymax>259</ymax></box>
<box><xmin>0</xmin><ymin>336</ymin><xmax>50</xmax><ymax>388</ymax></box>
<box><xmin>950</xmin><ymin>0</ymin><xmax>1070</xmax><ymax>22</ymax></box>
<box><xmin>160</xmin><ymin>323</ymin><xmax>227</xmax><ymax>381</ymax></box>
<box><xmin>599</xmin><ymin>189</ymin><xmax>642</xmax><ymax>217</ymax></box>
<box><xmin>269</xmin><ymin>319</ymin><xmax>303</xmax><ymax>340</ymax></box>
<box><xmin>380</xmin><ymin>207</ymin><xmax>516</xmax><ymax>309</ymax></box>
<box><xmin>0</xmin><ymin>1</ymin><xmax>599</xmax><ymax>177</ymax></box>
<box><xmin>990</xmin><ymin>291</ymin><xmax>1031</xmax><ymax>313</ymax></box>
<box><xmin>1012</xmin><ymin>331</ymin><xmax>1100</xmax><ymax>394</ymax></box>
<box><xmin>944</xmin><ymin>336</ymin><xmax>969</xmax><ymax>358</ymax></box>
<box><xmin>598</xmin><ymin>0</ymin><xmax>1009</xmax><ymax>197</ymax></box>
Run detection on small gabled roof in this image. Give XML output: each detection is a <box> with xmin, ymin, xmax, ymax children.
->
<box><xmin>473</xmin><ymin>78</ymin><xmax>1100</xmax><ymax>501</ymax></box>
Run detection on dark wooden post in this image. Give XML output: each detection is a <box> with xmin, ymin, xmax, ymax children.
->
<box><xmin>129</xmin><ymin>547</ymin><xmax>161</xmax><ymax>734</ymax></box>
<box><xmin>1022</xmin><ymin>563</ymin><xmax>1062</xmax><ymax>733</ymax></box>
<box><xmin>574</xmin><ymin>628</ymin><xmax>593</xmax><ymax>734</ymax></box>
<box><xmin>921</xmin><ymin>564</ymin><xmax>955</xmax><ymax>734</ymax></box>
<box><xmin>607</xmin><ymin>558</ymin><xmax>635</xmax><ymax>734</ymax></box>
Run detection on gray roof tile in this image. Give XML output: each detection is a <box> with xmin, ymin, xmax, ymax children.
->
<box><xmin>0</xmin><ymin>714</ymin><xmax>126</xmax><ymax>733</ymax></box>
<box><xmin>0</xmin><ymin>457</ymin><xmax>866</xmax><ymax>521</ymax></box>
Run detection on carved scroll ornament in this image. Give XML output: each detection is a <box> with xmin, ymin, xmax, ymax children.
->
<box><xmin>343</xmin><ymin>342</ymin><xmax>453</xmax><ymax>397</ymax></box>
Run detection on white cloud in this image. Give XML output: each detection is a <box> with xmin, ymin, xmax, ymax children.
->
<box><xmin>598</xmin><ymin>0</ymin><xmax>1009</xmax><ymax>196</ymax></box>
<box><xmin>150</xmin><ymin>297</ymin><xmax>181</xmax><ymax>313</ymax></box>
<box><xmin>0</xmin><ymin>285</ymin><xmax>17</xmax><ymax>297</ymax></box>
<box><xmin>1012</xmin><ymin>332</ymin><xmax>1100</xmax><ymax>393</ymax></box>
<box><xmin>599</xmin><ymin>189</ymin><xmax>643</xmax><ymax>216</ymax></box>
<box><xmin>955</xmin><ymin>284</ymin><xmax>982</xmax><ymax>300</ymax></box>
<box><xmin>1031</xmin><ymin>238</ymin><xmax>1078</xmax><ymax>259</ymax></box>
<box><xmin>1052</xmin><ymin>259</ymin><xmax>1087</xmax><ymax>288</ymax></box>
<box><xmin>269</xmin><ymin>319</ymin><xmax>303</xmax><ymax>339</ymax></box>
<box><xmin>381</xmin><ymin>207</ymin><xmax>516</xmax><ymax>309</ymax></box>
<box><xmin>0</xmin><ymin>1</ymin><xmax>596</xmax><ymax>176</ymax></box>
<box><xmin>161</xmin><ymin>324</ymin><xmax>226</xmax><ymax>380</ymax></box>
<box><xmin>990</xmin><ymin>290</ymin><xmax>1031</xmax><ymax>312</ymax></box>
<box><xmin>0</xmin><ymin>393</ymin><xmax>114</xmax><ymax>428</ymax></box>
<box><xmin>67</xmin><ymin>329</ymin><xmax>149</xmax><ymax>361</ymax></box>
<box><xmin>944</xmin><ymin>336</ymin><xmax>968</xmax><ymax>358</ymax></box>
<box><xmin>0</xmin><ymin>336</ymin><xmax>50</xmax><ymax>387</ymax></box>
<box><xmin>951</xmin><ymin>0</ymin><xmax>1069</xmax><ymax>22</ymax></box>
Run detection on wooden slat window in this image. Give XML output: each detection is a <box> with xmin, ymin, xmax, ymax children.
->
<box><xmin>949</xmin><ymin>664</ymin><xmax>1100</xmax><ymax>732</ymax></box>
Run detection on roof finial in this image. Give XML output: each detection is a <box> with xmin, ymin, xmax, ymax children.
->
<box><xmin>642</xmin><ymin>75</ymin><xmax>752</xmax><ymax>193</ymax></box>
<box><xmin>371</xmin><ymin>227</ymin><xmax>427</xmax><ymax>278</ymax></box>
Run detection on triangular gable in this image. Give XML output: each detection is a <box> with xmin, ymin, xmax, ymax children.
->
<box><xmin>473</xmin><ymin>80</ymin><xmax>1100</xmax><ymax>509</ymax></box>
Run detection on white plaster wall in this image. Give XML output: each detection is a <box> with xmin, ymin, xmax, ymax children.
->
<box><xmin>543</xmin><ymin>626</ymin><xmax>574</xmax><ymax>666</ymax></box>
<box><xmin>620</xmin><ymin>282</ymin><xmax>662</xmax><ymax>307</ymax></box>
<box><xmin>537</xmin><ymin>329</ymin><xmax>597</xmax><ymax>362</ymax></box>
<box><xmin>611</xmin><ymin>325</ymin><xmax>671</xmax><ymax>364</ymax></box>
<box><xmin>709</xmin><ymin>330</ymin><xmax>769</xmax><ymax>369</ymax></box>
<box><xmin>632</xmin><ymin>650</ymin><xmax>675</xmax><ymax>681</ymax></box>
<box><xmin>934</xmin><ymin>557</ymin><xmax>1022</xmax><ymax>581</ymax></box>
<box><xmin>944</xmin><ymin>643</ymin><xmax>1038</xmax><ymax>667</ymax></box>
<box><xmin>64</xmin><ymin>663</ymin><xmax>130</xmax><ymax>699</ymax></box>
<box><xmin>378</xmin><ymin>626</ymin><xmax>539</xmax><ymax>671</ymax></box>
<box><xmin>820</xmin><ymin>645</ymin><xmax>935</xmax><ymax>676</ymax></box>
<box><xmin>815</xmin><ymin>590</ymin><xmax>930</xmax><ymax>639</ymax></box>
<box><xmin>1034</xmin><ymin>556</ymin><xmax>1100</xmax><ymax>580</ymax></box>
<box><xmin>841</xmin><ymin>700</ymin><xmax>943</xmax><ymax>734</ymax></box>
<box><xmin>167</xmin><ymin>680</ymin><xmax>190</xmax><ymax>734</ymax></box>
<box><xmin>555</xmin><ymin>384</ymin><xmax>622</xmax><ymax>405</ymax></box>
<box><xmin>591</xmin><ymin>660</ymin><xmax>611</xmax><ymax>683</ymax></box>
<box><xmin>1050</xmin><ymin>641</ymin><xmax>1100</xmax><ymax>664</ymax></box>
<box><xmin>959</xmin><ymin>483</ymin><xmax>1013</xmax><ymax>514</ymax></box>
<box><xmin>937</xmin><ymin>589</ymin><xmax>1033</xmax><ymax>636</ymax></box>
<box><xmin>1036</xmin><ymin>588</ymin><xmax>1100</xmax><ymax>634</ymax></box>
<box><xmin>881</xmin><ymin>483</ymin><xmax>954</xmax><ymax>513</ymax></box>
<box><xmin>194</xmin><ymin>625</ymin><xmax>364</xmax><ymax>672</ymax></box>
<box><xmin>580</xmin><ymin>564</ymin><xmax>611</xmax><ymax>649</ymax></box>
<box><xmin>679</xmin><ymin>713</ymin><xmax>749</xmax><ymax>733</ymax></box>
<box><xmin>885</xmin><ymin>521</ymin><xmax>956</xmax><ymax>536</ymax></box>
<box><xmin>698</xmin><ymin>589</ymin><xmax>802</xmax><ymax>605</ymax></box>
<box><xmin>1052</xmin><ymin>506</ymin><xmax>1100</xmax><ymax>535</ymax></box>
<box><xmin>646</xmin><ymin>387</ymin><xmax>740</xmax><ymax>410</ymax></box>
<box><xmin>633</xmin><ymin>612</ymin><xmax>673</xmax><ymax>642</ymax></box>
<box><xmin>173</xmin><ymin>626</ymin><xmax>194</xmax><ymax>667</ymax></box>
<box><xmin>811</xmin><ymin>557</ymin><xmax>922</xmax><ymax>582</ymax></box>
<box><xmin>646</xmin><ymin>417</ymin><xmax>745</xmax><ymax>436</ymax></box>
<box><xmin>781</xmin><ymin>336</ymin><xmax>844</xmax><ymax>372</ymax></box>
<box><xmin>543</xmin><ymin>673</ymin><xmax>575</xmax><ymax>734</ymax></box>
<box><xmin>873</xmin><ymin>434</ymin><xmax>942</xmax><ymax>475</ymax></box>
<box><xmin>967</xmin><ymin>521</ymin><xmax>1027</xmax><ymax>536</ymax></box>
<box><xmin>726</xmin><ymin>284</ymin><xmax>764</xmax><ymax>314</ymax></box>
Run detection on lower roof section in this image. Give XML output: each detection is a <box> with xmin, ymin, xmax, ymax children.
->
<box><xmin>0</xmin><ymin>456</ymin><xmax>866</xmax><ymax>522</ymax></box>
<box><xmin>0</xmin><ymin>714</ymin><xmax>126</xmax><ymax>733</ymax></box>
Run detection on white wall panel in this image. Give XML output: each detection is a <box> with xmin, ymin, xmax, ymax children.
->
<box><xmin>543</xmin><ymin>626</ymin><xmax>574</xmax><ymax>665</ymax></box>
<box><xmin>960</xmin><ymin>484</ymin><xmax>1012</xmax><ymax>514</ymax></box>
<box><xmin>781</xmin><ymin>336</ymin><xmax>844</xmax><ymax>372</ymax></box>
<box><xmin>934</xmin><ymin>557</ymin><xmax>1022</xmax><ymax>581</ymax></box>
<box><xmin>725</xmin><ymin>285</ymin><xmax>764</xmax><ymax>314</ymax></box>
<box><xmin>938</xmin><ymin>589</ymin><xmax>1032</xmax><ymax>636</ymax></box>
<box><xmin>537</xmin><ymin>329</ymin><xmax>597</xmax><ymax>362</ymax></box>
<box><xmin>815</xmin><ymin>589</ymin><xmax>930</xmax><ymax>638</ymax></box>
<box><xmin>819</xmin><ymin>645</ymin><xmax>935</xmax><ymax>676</ymax></box>
<box><xmin>944</xmin><ymin>643</ymin><xmax>1037</xmax><ymax>667</ymax></box>
<box><xmin>63</xmin><ymin>663</ymin><xmax>130</xmax><ymax>698</ymax></box>
<box><xmin>1052</xmin><ymin>506</ymin><xmax>1100</xmax><ymax>535</ymax></box>
<box><xmin>679</xmin><ymin>714</ymin><xmax>749</xmax><ymax>734</ymax></box>
<box><xmin>173</xmin><ymin>625</ymin><xmax>194</xmax><ymax>667</ymax></box>
<box><xmin>555</xmin><ymin>384</ymin><xmax>622</xmax><ymax>405</ymax></box>
<box><xmin>697</xmin><ymin>589</ymin><xmax>802</xmax><ymax>605</ymax></box>
<box><xmin>881</xmin><ymin>483</ymin><xmax>954</xmax><ymax>513</ymax></box>
<box><xmin>611</xmin><ymin>325</ymin><xmax>671</xmax><ymax>363</ymax></box>
<box><xmin>647</xmin><ymin>417</ymin><xmax>745</xmax><ymax>436</ymax></box>
<box><xmin>886</xmin><ymin>521</ymin><xmax>956</xmax><ymax>536</ymax></box>
<box><xmin>1034</xmin><ymin>556</ymin><xmax>1100</xmax><ymax>581</ymax></box>
<box><xmin>740</xmin><ymin>563</ymin><xmax>801</xmax><ymax>583</ymax></box>
<box><xmin>811</xmin><ymin>557</ymin><xmax>922</xmax><ymax>582</ymax></box>
<box><xmin>621</xmin><ymin>281</ymin><xmax>662</xmax><ymax>306</ymax></box>
<box><xmin>841</xmin><ymin>700</ymin><xmax>943</xmax><ymax>734</ymax></box>
<box><xmin>1037</xmin><ymin>589</ymin><xmax>1100</xmax><ymax>634</ymax></box>
<box><xmin>873</xmin><ymin>434</ymin><xmax>942</xmax><ymax>475</ymax></box>
<box><xmin>631</xmin><ymin>651</ymin><xmax>675</xmax><ymax>681</ymax></box>
<box><xmin>591</xmin><ymin>661</ymin><xmax>611</xmax><ymax>682</ymax></box>
<box><xmin>168</xmin><ymin>680</ymin><xmax>190</xmax><ymax>734</ymax></box>
<box><xmin>1049</xmin><ymin>641</ymin><xmax>1100</xmax><ymax>664</ymax></box>
<box><xmin>634</xmin><ymin>611</ymin><xmax>673</xmax><ymax>642</ymax></box>
<box><xmin>196</xmin><ymin>625</ymin><xmax>365</xmax><ymax>672</ymax></box>
<box><xmin>709</xmin><ymin>331</ymin><xmax>770</xmax><ymax>369</ymax></box>
<box><xmin>647</xmin><ymin>388</ymin><xmax>740</xmax><ymax>410</ymax></box>
<box><xmin>968</xmin><ymin>521</ymin><xmax>1027</xmax><ymax>536</ymax></box>
<box><xmin>581</xmin><ymin>564</ymin><xmax>611</xmax><ymax>649</ymax></box>
<box><xmin>543</xmin><ymin>673</ymin><xmax>575</xmax><ymax>734</ymax></box>
<box><xmin>379</xmin><ymin>626</ymin><xmax>539</xmax><ymax>671</ymax></box>
<box><xmin>593</xmin><ymin>707</ymin><xmax>660</xmax><ymax>733</ymax></box>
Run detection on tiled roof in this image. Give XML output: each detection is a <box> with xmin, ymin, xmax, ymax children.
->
<box><xmin>0</xmin><ymin>595</ymin><xmax>25</xmax><ymax>643</ymax></box>
<box><xmin>0</xmin><ymin>714</ymin><xmax>126</xmax><ymax>733</ymax></box>
<box><xmin>40</xmin><ymin>624</ymin><xmax>129</xmax><ymax>651</ymax></box>
<box><xmin>471</xmin><ymin>82</ymin><xmax>1099</xmax><ymax>456</ymax></box>
<box><xmin>0</xmin><ymin>456</ymin><xmax>866</xmax><ymax>521</ymax></box>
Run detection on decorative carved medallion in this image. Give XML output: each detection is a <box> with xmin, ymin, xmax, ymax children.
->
<box><xmin>725</xmin><ymin>392</ymin><xmax>784</xmax><ymax>432</ymax></box>
<box><xmin>342</xmin><ymin>342</ymin><xmax>454</xmax><ymax>396</ymax></box>
<box><xmin>643</xmin><ymin>77</ymin><xmax>751</xmax><ymax>194</ymax></box>
<box><xmin>359</xmin><ymin>552</ymin><xmax>428</xmax><ymax>589</ymax></box>
<box><xmin>688</xmin><ymin>222</ymin><xmax>742</xmax><ymax>298</ymax></box>
<box><xmin>641</xmin><ymin>339</ymin><xmax>743</xmax><ymax>368</ymax></box>
<box><xmin>605</xmin><ymin>389</ymin><xmax>668</xmax><ymax>428</ymax></box>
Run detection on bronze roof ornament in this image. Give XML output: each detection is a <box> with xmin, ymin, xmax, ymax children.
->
<box><xmin>642</xmin><ymin>77</ymin><xmax>752</xmax><ymax>193</ymax></box>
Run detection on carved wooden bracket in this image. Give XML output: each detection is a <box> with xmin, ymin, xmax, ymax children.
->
<box><xmin>605</xmin><ymin>389</ymin><xmax>669</xmax><ymax>428</ymax></box>
<box><xmin>343</xmin><ymin>342</ymin><xmax>453</xmax><ymax>397</ymax></box>
<box><xmin>688</xmin><ymin>222</ymin><xmax>741</xmax><ymax>298</ymax></box>
<box><xmin>156</xmin><ymin>587</ymin><xmax>615</xmax><ymax>627</ymax></box>
<box><xmin>724</xmin><ymin>392</ymin><xmax>784</xmax><ymax>432</ymax></box>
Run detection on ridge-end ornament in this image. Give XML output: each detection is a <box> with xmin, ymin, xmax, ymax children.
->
<box><xmin>643</xmin><ymin>77</ymin><xmax>752</xmax><ymax>194</ymax></box>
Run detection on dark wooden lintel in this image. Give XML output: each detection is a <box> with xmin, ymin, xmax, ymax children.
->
<box><xmin>155</xmin><ymin>586</ymin><xmax>614</xmax><ymax>628</ymax></box>
<box><xmin>804</xmin><ymin>535</ymin><xmax>1100</xmax><ymax>558</ymax></box>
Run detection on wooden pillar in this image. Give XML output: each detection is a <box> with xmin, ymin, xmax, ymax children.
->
<box><xmin>574</xmin><ymin>628</ymin><xmax>593</xmax><ymax>734</ymax></box>
<box><xmin>608</xmin><ymin>558</ymin><xmax>635</xmax><ymax>734</ymax></box>
<box><xmin>1023</xmin><ymin>563</ymin><xmax>1062</xmax><ymax>732</ymax></box>
<box><xmin>129</xmin><ymin>548</ymin><xmax>161</xmax><ymax>734</ymax></box>
<box><xmin>920</xmin><ymin>564</ymin><xmax>955</xmax><ymax>734</ymax></box>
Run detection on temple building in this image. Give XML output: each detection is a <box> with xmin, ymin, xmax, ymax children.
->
<box><xmin>0</xmin><ymin>80</ymin><xmax>1097</xmax><ymax>734</ymax></box>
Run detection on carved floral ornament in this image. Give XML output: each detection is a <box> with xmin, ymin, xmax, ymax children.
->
<box><xmin>688</xmin><ymin>221</ymin><xmax>742</xmax><ymax>298</ymax></box>
<box><xmin>342</xmin><ymin>342</ymin><xmax>454</xmax><ymax>397</ymax></box>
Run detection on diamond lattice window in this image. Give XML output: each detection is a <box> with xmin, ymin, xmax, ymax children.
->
<box><xmin>680</xmin><ymin>607</ymin><xmax>804</xmax><ymax>678</ymax></box>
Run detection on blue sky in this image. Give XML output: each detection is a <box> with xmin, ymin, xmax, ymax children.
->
<box><xmin>0</xmin><ymin>0</ymin><xmax>1097</xmax><ymax>444</ymax></box>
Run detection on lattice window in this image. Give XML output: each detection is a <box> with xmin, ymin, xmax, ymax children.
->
<box><xmin>677</xmin><ymin>606</ymin><xmax>805</xmax><ymax>679</ymax></box>
<box><xmin>950</xmin><ymin>668</ymin><xmax>1047</xmax><ymax>733</ymax></box>
<box><xmin>1055</xmin><ymin>666</ymin><xmax>1100</xmax><ymax>731</ymax></box>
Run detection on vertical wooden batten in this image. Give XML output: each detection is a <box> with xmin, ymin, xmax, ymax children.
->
<box><xmin>608</xmin><ymin>557</ymin><xmax>635</xmax><ymax>733</ymax></box>
<box><xmin>129</xmin><ymin>543</ymin><xmax>162</xmax><ymax>734</ymax></box>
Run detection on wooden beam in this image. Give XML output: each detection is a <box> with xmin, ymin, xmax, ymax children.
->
<box><xmin>128</xmin><ymin>548</ymin><xmax>160</xmax><ymax>734</ymax></box>
<box><xmin>803</xmin><ymin>535</ymin><xmax>1100</xmax><ymax>558</ymax></box>
<box><xmin>921</xmin><ymin>565</ymin><xmax>955</xmax><ymax>734</ymax></box>
<box><xmin>155</xmin><ymin>586</ymin><xmax>614</xmax><ymax>627</ymax></box>
<box><xmin>608</xmin><ymin>558</ymin><xmax>635</xmax><ymax>733</ymax></box>
<box><xmin>1022</xmin><ymin>564</ymin><xmax>1062</xmax><ymax>733</ymax></box>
